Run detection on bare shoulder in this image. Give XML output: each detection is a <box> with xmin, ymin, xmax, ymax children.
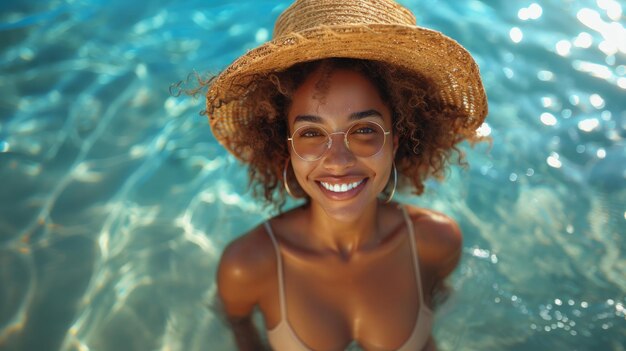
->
<box><xmin>216</xmin><ymin>223</ymin><xmax>276</xmax><ymax>317</ymax></box>
<box><xmin>219</xmin><ymin>224</ymin><xmax>276</xmax><ymax>274</ymax></box>
<box><xmin>402</xmin><ymin>204</ymin><xmax>463</xmax><ymax>279</ymax></box>
<box><xmin>403</xmin><ymin>205</ymin><xmax>462</xmax><ymax>248</ymax></box>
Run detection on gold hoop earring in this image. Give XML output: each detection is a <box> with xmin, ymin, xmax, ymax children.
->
<box><xmin>383</xmin><ymin>162</ymin><xmax>397</xmax><ymax>204</ymax></box>
<box><xmin>283</xmin><ymin>159</ymin><xmax>297</xmax><ymax>198</ymax></box>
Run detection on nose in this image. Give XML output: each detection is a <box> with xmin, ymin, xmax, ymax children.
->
<box><xmin>323</xmin><ymin>132</ymin><xmax>356</xmax><ymax>170</ymax></box>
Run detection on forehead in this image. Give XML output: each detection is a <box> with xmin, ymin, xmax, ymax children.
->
<box><xmin>287</xmin><ymin>68</ymin><xmax>390</xmax><ymax>125</ymax></box>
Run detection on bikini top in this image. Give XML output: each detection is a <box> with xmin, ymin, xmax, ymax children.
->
<box><xmin>263</xmin><ymin>206</ymin><xmax>433</xmax><ymax>351</ymax></box>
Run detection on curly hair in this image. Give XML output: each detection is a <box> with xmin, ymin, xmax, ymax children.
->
<box><xmin>200</xmin><ymin>58</ymin><xmax>487</xmax><ymax>211</ymax></box>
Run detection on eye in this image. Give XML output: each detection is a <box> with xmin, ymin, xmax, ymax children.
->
<box><xmin>353</xmin><ymin>126</ymin><xmax>375</xmax><ymax>134</ymax></box>
<box><xmin>351</xmin><ymin>123</ymin><xmax>381</xmax><ymax>135</ymax></box>
<box><xmin>298</xmin><ymin>128</ymin><xmax>325</xmax><ymax>138</ymax></box>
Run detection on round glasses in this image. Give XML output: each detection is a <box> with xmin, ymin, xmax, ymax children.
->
<box><xmin>287</xmin><ymin>121</ymin><xmax>391</xmax><ymax>161</ymax></box>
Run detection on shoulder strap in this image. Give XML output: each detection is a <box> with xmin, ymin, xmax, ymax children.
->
<box><xmin>401</xmin><ymin>206</ymin><xmax>425</xmax><ymax>305</ymax></box>
<box><xmin>263</xmin><ymin>221</ymin><xmax>287</xmax><ymax>320</ymax></box>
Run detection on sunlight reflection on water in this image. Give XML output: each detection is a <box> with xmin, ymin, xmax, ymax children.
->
<box><xmin>0</xmin><ymin>0</ymin><xmax>625</xmax><ymax>350</ymax></box>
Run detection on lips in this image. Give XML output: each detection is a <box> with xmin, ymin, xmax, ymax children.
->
<box><xmin>315</xmin><ymin>177</ymin><xmax>368</xmax><ymax>200</ymax></box>
<box><xmin>319</xmin><ymin>180</ymin><xmax>364</xmax><ymax>193</ymax></box>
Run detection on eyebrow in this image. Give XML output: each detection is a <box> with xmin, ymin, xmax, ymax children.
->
<box><xmin>349</xmin><ymin>109</ymin><xmax>384</xmax><ymax>121</ymax></box>
<box><xmin>293</xmin><ymin>114</ymin><xmax>324</xmax><ymax>124</ymax></box>
<box><xmin>294</xmin><ymin>109</ymin><xmax>384</xmax><ymax>124</ymax></box>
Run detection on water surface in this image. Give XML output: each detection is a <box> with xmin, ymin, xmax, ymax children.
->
<box><xmin>0</xmin><ymin>0</ymin><xmax>625</xmax><ymax>350</ymax></box>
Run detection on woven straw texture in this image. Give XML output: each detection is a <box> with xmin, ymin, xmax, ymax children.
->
<box><xmin>206</xmin><ymin>0</ymin><xmax>488</xmax><ymax>160</ymax></box>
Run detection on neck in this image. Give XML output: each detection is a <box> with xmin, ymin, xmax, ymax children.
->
<box><xmin>306</xmin><ymin>200</ymin><xmax>383</xmax><ymax>258</ymax></box>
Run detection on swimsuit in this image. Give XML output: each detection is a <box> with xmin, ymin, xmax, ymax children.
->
<box><xmin>263</xmin><ymin>206</ymin><xmax>433</xmax><ymax>351</ymax></box>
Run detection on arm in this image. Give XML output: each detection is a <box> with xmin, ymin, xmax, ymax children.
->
<box><xmin>225</xmin><ymin>315</ymin><xmax>268</xmax><ymax>351</ymax></box>
<box><xmin>424</xmin><ymin>335</ymin><xmax>439</xmax><ymax>351</ymax></box>
<box><xmin>410</xmin><ymin>209</ymin><xmax>462</xmax><ymax>304</ymax></box>
<box><xmin>216</xmin><ymin>232</ymin><xmax>271</xmax><ymax>351</ymax></box>
<box><xmin>408</xmin><ymin>208</ymin><xmax>463</xmax><ymax>351</ymax></box>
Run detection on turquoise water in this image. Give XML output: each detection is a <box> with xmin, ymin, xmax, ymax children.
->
<box><xmin>1</xmin><ymin>0</ymin><xmax>625</xmax><ymax>350</ymax></box>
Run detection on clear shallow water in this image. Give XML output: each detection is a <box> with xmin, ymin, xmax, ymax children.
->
<box><xmin>0</xmin><ymin>0</ymin><xmax>624</xmax><ymax>350</ymax></box>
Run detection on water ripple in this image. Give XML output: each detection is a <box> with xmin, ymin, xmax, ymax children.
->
<box><xmin>0</xmin><ymin>0</ymin><xmax>624</xmax><ymax>350</ymax></box>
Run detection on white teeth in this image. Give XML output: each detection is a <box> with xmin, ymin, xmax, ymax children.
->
<box><xmin>320</xmin><ymin>180</ymin><xmax>364</xmax><ymax>193</ymax></box>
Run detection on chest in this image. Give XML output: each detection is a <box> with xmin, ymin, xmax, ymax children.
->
<box><xmin>260</xmin><ymin>242</ymin><xmax>430</xmax><ymax>350</ymax></box>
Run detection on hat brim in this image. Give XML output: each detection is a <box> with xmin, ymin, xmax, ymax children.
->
<box><xmin>207</xmin><ymin>24</ymin><xmax>488</xmax><ymax>160</ymax></box>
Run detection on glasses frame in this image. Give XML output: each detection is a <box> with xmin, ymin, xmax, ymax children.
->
<box><xmin>287</xmin><ymin>120</ymin><xmax>391</xmax><ymax>161</ymax></box>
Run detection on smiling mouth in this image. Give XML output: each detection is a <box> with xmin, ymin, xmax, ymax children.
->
<box><xmin>319</xmin><ymin>179</ymin><xmax>365</xmax><ymax>193</ymax></box>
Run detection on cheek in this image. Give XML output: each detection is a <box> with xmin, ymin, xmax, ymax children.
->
<box><xmin>378</xmin><ymin>139</ymin><xmax>396</xmax><ymax>161</ymax></box>
<box><xmin>368</xmin><ymin>147</ymin><xmax>395</xmax><ymax>178</ymax></box>
<box><xmin>290</xmin><ymin>156</ymin><xmax>314</xmax><ymax>184</ymax></box>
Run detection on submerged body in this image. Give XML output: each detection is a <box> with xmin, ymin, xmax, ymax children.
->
<box><xmin>218</xmin><ymin>202</ymin><xmax>460</xmax><ymax>350</ymax></box>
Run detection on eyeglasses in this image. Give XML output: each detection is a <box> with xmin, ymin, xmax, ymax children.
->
<box><xmin>287</xmin><ymin>121</ymin><xmax>391</xmax><ymax>161</ymax></box>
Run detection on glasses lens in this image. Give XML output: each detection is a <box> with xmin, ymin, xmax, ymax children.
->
<box><xmin>292</xmin><ymin>126</ymin><xmax>329</xmax><ymax>161</ymax></box>
<box><xmin>347</xmin><ymin>122</ymin><xmax>386</xmax><ymax>157</ymax></box>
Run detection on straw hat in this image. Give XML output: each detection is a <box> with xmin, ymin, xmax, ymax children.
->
<box><xmin>206</xmin><ymin>0</ymin><xmax>488</xmax><ymax>161</ymax></box>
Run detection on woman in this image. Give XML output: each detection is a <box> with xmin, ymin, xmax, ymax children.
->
<box><xmin>207</xmin><ymin>0</ymin><xmax>488</xmax><ymax>350</ymax></box>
